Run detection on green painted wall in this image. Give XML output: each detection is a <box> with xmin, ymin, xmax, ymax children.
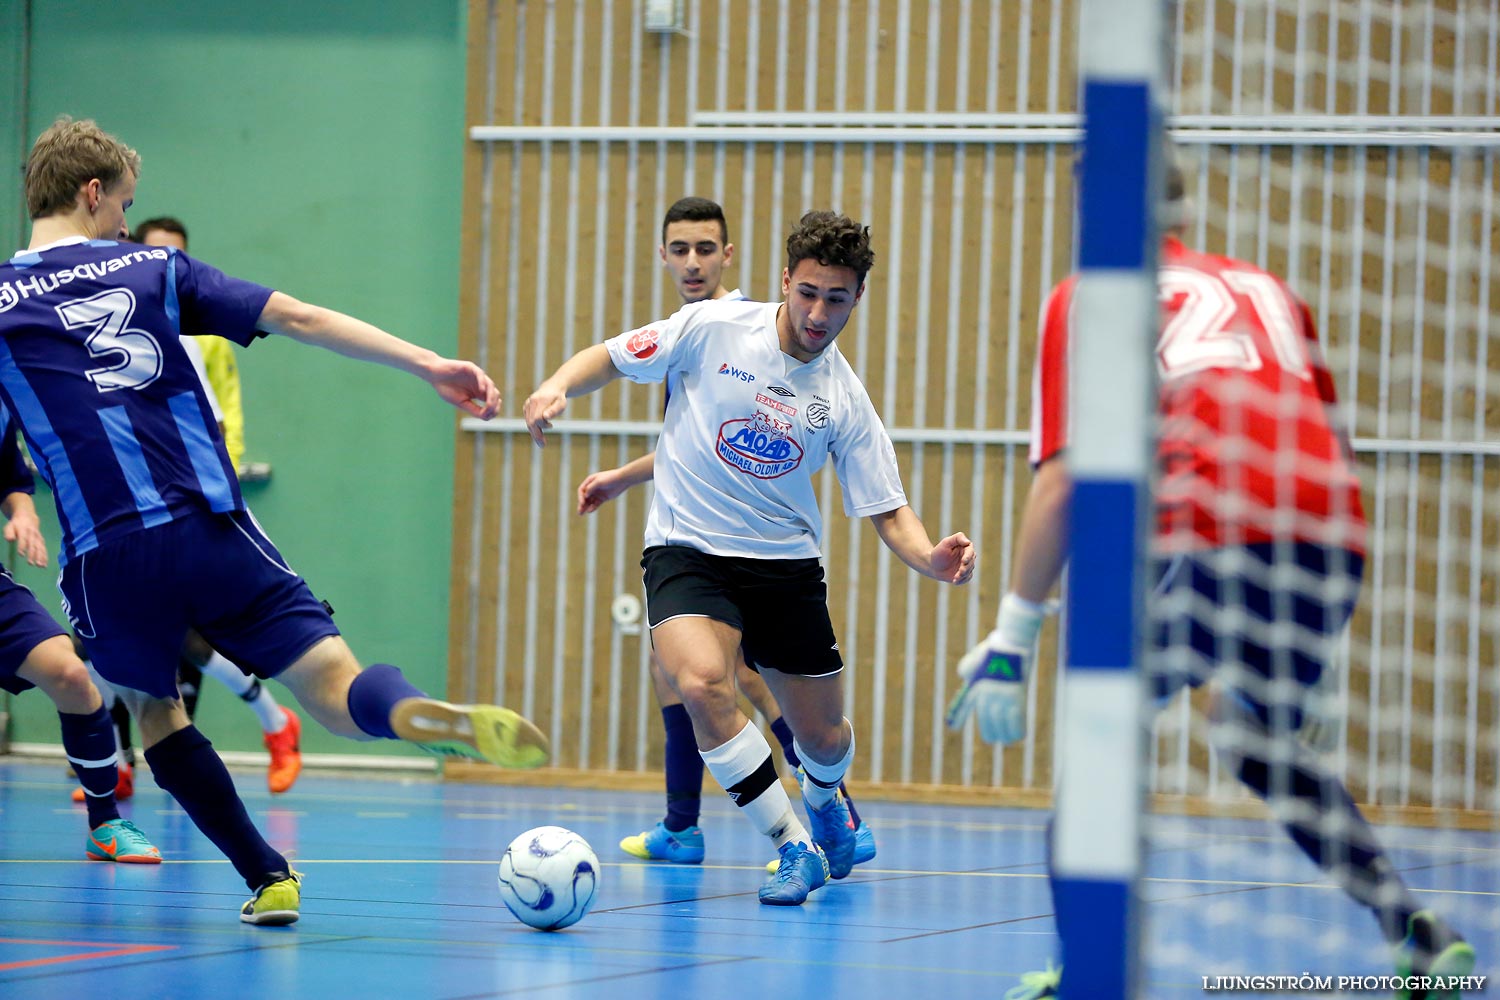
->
<box><xmin>1</xmin><ymin>0</ymin><xmax>468</xmax><ymax>758</ymax></box>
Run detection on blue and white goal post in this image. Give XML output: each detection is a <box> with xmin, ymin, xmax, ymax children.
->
<box><xmin>1052</xmin><ymin>1</ymin><xmax>1166</xmax><ymax>997</ymax></box>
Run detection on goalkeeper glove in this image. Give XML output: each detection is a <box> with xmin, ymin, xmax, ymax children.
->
<box><xmin>945</xmin><ymin>593</ymin><xmax>1047</xmax><ymax>745</ymax></box>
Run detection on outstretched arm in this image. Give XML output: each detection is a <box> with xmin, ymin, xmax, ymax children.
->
<box><xmin>946</xmin><ymin>456</ymin><xmax>1071</xmax><ymax>745</ymax></box>
<box><xmin>867</xmin><ymin>505</ymin><xmax>975</xmax><ymax>585</ymax></box>
<box><xmin>522</xmin><ymin>344</ymin><xmax>624</xmax><ymax>447</ymax></box>
<box><xmin>1008</xmin><ymin>457</ymin><xmax>1071</xmax><ymax>601</ymax></box>
<box><xmin>257</xmin><ymin>291</ymin><xmax>500</xmax><ymax>419</ymax></box>
<box><xmin>577</xmin><ymin>451</ymin><xmax>657</xmax><ymax>514</ymax></box>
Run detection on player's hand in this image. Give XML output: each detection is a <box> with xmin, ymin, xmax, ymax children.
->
<box><xmin>1298</xmin><ymin>665</ymin><xmax>1343</xmax><ymax>754</ymax></box>
<box><xmin>522</xmin><ymin>384</ymin><xmax>568</xmax><ymax>447</ymax></box>
<box><xmin>427</xmin><ymin>358</ymin><xmax>501</xmax><ymax>419</ymax></box>
<box><xmin>4</xmin><ymin>512</ymin><xmax>48</xmax><ymax>568</ymax></box>
<box><xmin>930</xmin><ymin>531</ymin><xmax>976</xmax><ymax>585</ymax></box>
<box><xmin>945</xmin><ymin>630</ymin><xmax>1030</xmax><ymax>744</ymax></box>
<box><xmin>577</xmin><ymin>469</ymin><xmax>630</xmax><ymax>515</ymax></box>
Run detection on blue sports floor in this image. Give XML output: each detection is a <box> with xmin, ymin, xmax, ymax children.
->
<box><xmin>0</xmin><ymin>758</ymin><xmax>1493</xmax><ymax>999</ymax></box>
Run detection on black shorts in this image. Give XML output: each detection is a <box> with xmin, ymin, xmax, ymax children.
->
<box><xmin>1149</xmin><ymin>541</ymin><xmax>1364</xmax><ymax>731</ymax></box>
<box><xmin>641</xmin><ymin>544</ymin><xmax>843</xmax><ymax>678</ymax></box>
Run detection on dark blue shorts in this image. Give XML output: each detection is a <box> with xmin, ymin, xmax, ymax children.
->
<box><xmin>59</xmin><ymin>510</ymin><xmax>341</xmax><ymax>699</ymax></box>
<box><xmin>1149</xmin><ymin>542</ymin><xmax>1364</xmax><ymax>731</ymax></box>
<box><xmin>0</xmin><ymin>566</ymin><xmax>68</xmax><ymax>695</ymax></box>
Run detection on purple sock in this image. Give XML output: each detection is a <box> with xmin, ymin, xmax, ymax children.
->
<box><xmin>59</xmin><ymin>706</ymin><xmax>120</xmax><ymax>829</ymax></box>
<box><xmin>347</xmin><ymin>663</ymin><xmax>427</xmax><ymax>740</ymax></box>
<box><xmin>146</xmin><ymin>726</ymin><xmax>287</xmax><ymax>888</ymax></box>
<box><xmin>661</xmin><ymin>704</ymin><xmax>703</xmax><ymax>832</ymax></box>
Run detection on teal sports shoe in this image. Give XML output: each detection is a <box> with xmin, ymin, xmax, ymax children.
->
<box><xmin>759</xmin><ymin>841</ymin><xmax>828</xmax><ymax>906</ymax></box>
<box><xmin>1005</xmin><ymin>962</ymin><xmax>1061</xmax><ymax>999</ymax></box>
<box><xmin>240</xmin><ymin>870</ymin><xmax>302</xmax><ymax>926</ymax></box>
<box><xmin>804</xmin><ymin>791</ymin><xmax>856</xmax><ymax>879</ymax></box>
<box><xmin>1393</xmin><ymin>910</ymin><xmax>1476</xmax><ymax>1000</ymax></box>
<box><xmin>852</xmin><ymin>821</ymin><xmax>876</xmax><ymax>865</ymax></box>
<box><xmin>619</xmin><ymin>822</ymin><xmax>705</xmax><ymax>864</ymax></box>
<box><xmin>85</xmin><ymin>819</ymin><xmax>162</xmax><ymax>864</ymax></box>
<box><xmin>390</xmin><ymin>699</ymin><xmax>549</xmax><ymax>769</ymax></box>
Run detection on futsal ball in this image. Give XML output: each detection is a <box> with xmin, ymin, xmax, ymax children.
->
<box><xmin>496</xmin><ymin>825</ymin><xmax>600</xmax><ymax>930</ymax></box>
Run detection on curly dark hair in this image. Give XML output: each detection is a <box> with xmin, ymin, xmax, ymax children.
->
<box><xmin>785</xmin><ymin>211</ymin><xmax>875</xmax><ymax>286</ymax></box>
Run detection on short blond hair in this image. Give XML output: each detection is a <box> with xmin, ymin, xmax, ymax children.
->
<box><xmin>25</xmin><ymin>116</ymin><xmax>141</xmax><ymax>219</ymax></box>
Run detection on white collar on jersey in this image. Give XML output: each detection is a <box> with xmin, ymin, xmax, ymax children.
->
<box><xmin>19</xmin><ymin>235</ymin><xmax>92</xmax><ymax>257</ymax></box>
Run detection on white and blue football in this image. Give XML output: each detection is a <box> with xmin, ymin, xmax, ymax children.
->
<box><xmin>497</xmin><ymin>825</ymin><xmax>600</xmax><ymax>930</ymax></box>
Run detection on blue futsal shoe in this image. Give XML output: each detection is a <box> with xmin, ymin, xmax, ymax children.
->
<box><xmin>804</xmin><ymin>791</ymin><xmax>857</xmax><ymax>879</ymax></box>
<box><xmin>758</xmin><ymin>840</ymin><xmax>828</xmax><ymax>906</ymax></box>
<box><xmin>853</xmin><ymin>821</ymin><xmax>877</xmax><ymax>865</ymax></box>
<box><xmin>619</xmin><ymin>821</ymin><xmax>705</xmax><ymax>864</ymax></box>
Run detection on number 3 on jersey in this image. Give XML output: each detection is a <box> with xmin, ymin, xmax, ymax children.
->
<box><xmin>56</xmin><ymin>288</ymin><xmax>164</xmax><ymax>392</ymax></box>
<box><xmin>1157</xmin><ymin>266</ymin><xmax>1312</xmax><ymax>382</ymax></box>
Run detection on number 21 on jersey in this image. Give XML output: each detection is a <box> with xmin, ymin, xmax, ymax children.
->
<box><xmin>55</xmin><ymin>288</ymin><xmax>164</xmax><ymax>392</ymax></box>
<box><xmin>1156</xmin><ymin>266</ymin><xmax>1312</xmax><ymax>382</ymax></box>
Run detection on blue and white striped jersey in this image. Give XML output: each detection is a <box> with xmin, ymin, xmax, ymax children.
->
<box><xmin>0</xmin><ymin>237</ymin><xmax>272</xmax><ymax>563</ymax></box>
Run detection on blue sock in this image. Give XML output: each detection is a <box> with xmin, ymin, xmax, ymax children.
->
<box><xmin>59</xmin><ymin>706</ymin><xmax>120</xmax><ymax>829</ymax></box>
<box><xmin>347</xmin><ymin>663</ymin><xmax>427</xmax><ymax>740</ymax></box>
<box><xmin>1234</xmin><ymin>745</ymin><xmax>1418</xmax><ymax>941</ymax></box>
<box><xmin>661</xmin><ymin>704</ymin><xmax>703</xmax><ymax>832</ymax></box>
<box><xmin>145</xmin><ymin>726</ymin><xmax>288</xmax><ymax>889</ymax></box>
<box><xmin>769</xmin><ymin>716</ymin><xmax>797</xmax><ymax>765</ymax></box>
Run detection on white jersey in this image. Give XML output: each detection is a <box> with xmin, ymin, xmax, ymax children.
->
<box><xmin>605</xmin><ymin>297</ymin><xmax>907</xmax><ymax>559</ymax></box>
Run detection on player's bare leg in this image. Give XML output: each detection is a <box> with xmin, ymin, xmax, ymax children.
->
<box><xmin>619</xmin><ymin>651</ymin><xmax>706</xmax><ymax>863</ymax></box>
<box><xmin>273</xmin><ymin>635</ymin><xmax>547</xmax><ymax>769</ymax></box>
<box><xmin>652</xmin><ymin>617</ymin><xmax>827</xmax><ymax>904</ymax></box>
<box><xmin>17</xmin><ymin>638</ymin><xmax>160</xmax><ymax>863</ymax></box>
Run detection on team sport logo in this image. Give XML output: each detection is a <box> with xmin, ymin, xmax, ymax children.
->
<box><xmin>718</xmin><ymin>362</ymin><xmax>755</xmax><ymax>382</ymax></box>
<box><xmin>716</xmin><ymin>411</ymin><xmax>804</xmax><ymax>479</ymax></box>
<box><xmin>626</xmin><ymin>328</ymin><xmax>661</xmax><ymax>359</ymax></box>
<box><xmin>805</xmin><ymin>401</ymin><xmax>830</xmax><ymax>429</ymax></box>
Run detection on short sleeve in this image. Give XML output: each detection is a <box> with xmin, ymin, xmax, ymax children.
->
<box><xmin>171</xmin><ymin>250</ymin><xmax>275</xmax><ymax>348</ymax></box>
<box><xmin>830</xmin><ymin>383</ymin><xmax>907</xmax><ymax>517</ymax></box>
<box><xmin>604</xmin><ymin>300</ymin><xmax>709</xmax><ymax>384</ymax></box>
<box><xmin>1029</xmin><ymin>279</ymin><xmax>1075</xmax><ymax>467</ymax></box>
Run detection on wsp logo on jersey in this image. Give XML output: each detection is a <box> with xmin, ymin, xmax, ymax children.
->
<box><xmin>717</xmin><ymin>362</ymin><xmax>755</xmax><ymax>382</ymax></box>
<box><xmin>716</xmin><ymin>416</ymin><xmax>804</xmax><ymax>479</ymax></box>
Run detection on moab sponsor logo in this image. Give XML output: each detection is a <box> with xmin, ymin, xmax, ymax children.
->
<box><xmin>715</xmin><ymin>417</ymin><xmax>803</xmax><ymax>479</ymax></box>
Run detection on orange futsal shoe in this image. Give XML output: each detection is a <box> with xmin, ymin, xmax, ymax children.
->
<box><xmin>71</xmin><ymin>762</ymin><xmax>134</xmax><ymax>803</ymax></box>
<box><xmin>264</xmin><ymin>708</ymin><xmax>303</xmax><ymax>794</ymax></box>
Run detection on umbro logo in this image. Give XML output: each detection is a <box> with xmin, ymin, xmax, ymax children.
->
<box><xmin>765</xmin><ymin>385</ymin><xmax>795</xmax><ymax>397</ymax></box>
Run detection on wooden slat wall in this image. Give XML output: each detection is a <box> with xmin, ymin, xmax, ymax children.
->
<box><xmin>451</xmin><ymin>0</ymin><xmax>1499</xmax><ymax>821</ymax></box>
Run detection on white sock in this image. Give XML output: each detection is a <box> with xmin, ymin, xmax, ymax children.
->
<box><xmin>200</xmin><ymin>653</ymin><xmax>286</xmax><ymax>733</ymax></box>
<box><xmin>701</xmin><ymin>720</ymin><xmax>810</xmax><ymax>849</ymax></box>
<box><xmin>795</xmin><ymin>721</ymin><xmax>855</xmax><ymax>810</ymax></box>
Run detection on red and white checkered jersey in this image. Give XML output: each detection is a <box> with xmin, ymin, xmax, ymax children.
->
<box><xmin>605</xmin><ymin>297</ymin><xmax>907</xmax><ymax>559</ymax></box>
<box><xmin>1030</xmin><ymin>237</ymin><xmax>1366</xmax><ymax>554</ymax></box>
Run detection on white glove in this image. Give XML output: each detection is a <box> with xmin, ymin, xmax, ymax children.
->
<box><xmin>945</xmin><ymin>594</ymin><xmax>1047</xmax><ymax>745</ymax></box>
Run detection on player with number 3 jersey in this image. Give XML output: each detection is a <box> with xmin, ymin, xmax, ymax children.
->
<box><xmin>4</xmin><ymin>115</ymin><xmax>549</xmax><ymax>927</ymax></box>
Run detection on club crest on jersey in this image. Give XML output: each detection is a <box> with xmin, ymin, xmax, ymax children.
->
<box><xmin>626</xmin><ymin>328</ymin><xmax>661</xmax><ymax>359</ymax></box>
<box><xmin>805</xmin><ymin>401</ymin><xmax>829</xmax><ymax>429</ymax></box>
<box><xmin>716</xmin><ymin>412</ymin><xmax>804</xmax><ymax>479</ymax></box>
<box><xmin>717</xmin><ymin>362</ymin><xmax>755</xmax><ymax>382</ymax></box>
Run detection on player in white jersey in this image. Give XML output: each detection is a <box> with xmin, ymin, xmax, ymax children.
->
<box><xmin>580</xmin><ymin>198</ymin><xmax>877</xmax><ymax>869</ymax></box>
<box><xmin>528</xmin><ymin>210</ymin><xmax>974</xmax><ymax>905</ymax></box>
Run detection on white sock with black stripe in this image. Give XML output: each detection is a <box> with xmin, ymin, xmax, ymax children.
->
<box><xmin>701</xmin><ymin>720</ymin><xmax>810</xmax><ymax>849</ymax></box>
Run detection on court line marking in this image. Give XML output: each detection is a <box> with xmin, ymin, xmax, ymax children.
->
<box><xmin>0</xmin><ymin>938</ymin><xmax>175</xmax><ymax>972</ymax></box>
